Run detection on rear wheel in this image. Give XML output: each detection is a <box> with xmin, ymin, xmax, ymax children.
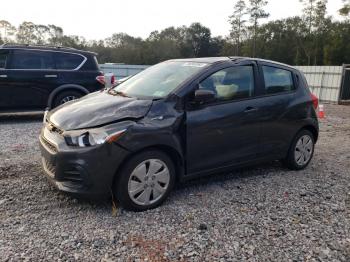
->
<box><xmin>283</xmin><ymin>129</ymin><xmax>315</xmax><ymax>170</ymax></box>
<box><xmin>52</xmin><ymin>90</ymin><xmax>84</xmax><ymax>108</ymax></box>
<box><xmin>114</xmin><ymin>150</ymin><xmax>176</xmax><ymax>211</ymax></box>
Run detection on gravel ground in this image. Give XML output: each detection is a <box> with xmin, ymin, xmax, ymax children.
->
<box><xmin>0</xmin><ymin>104</ymin><xmax>350</xmax><ymax>261</ymax></box>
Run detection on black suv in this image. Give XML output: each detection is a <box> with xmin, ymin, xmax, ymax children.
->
<box><xmin>0</xmin><ymin>44</ymin><xmax>104</xmax><ymax>111</ymax></box>
<box><xmin>39</xmin><ymin>57</ymin><xmax>319</xmax><ymax>211</ymax></box>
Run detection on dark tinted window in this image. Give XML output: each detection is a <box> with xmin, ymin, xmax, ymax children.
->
<box><xmin>262</xmin><ymin>66</ymin><xmax>294</xmax><ymax>94</ymax></box>
<box><xmin>199</xmin><ymin>66</ymin><xmax>255</xmax><ymax>101</ymax></box>
<box><xmin>0</xmin><ymin>50</ymin><xmax>9</xmax><ymax>69</ymax></box>
<box><xmin>55</xmin><ymin>53</ymin><xmax>84</xmax><ymax>70</ymax></box>
<box><xmin>10</xmin><ymin>50</ymin><xmax>55</xmax><ymax>70</ymax></box>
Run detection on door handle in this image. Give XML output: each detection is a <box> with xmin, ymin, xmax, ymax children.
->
<box><xmin>244</xmin><ymin>106</ymin><xmax>258</xmax><ymax>113</ymax></box>
<box><xmin>45</xmin><ymin>75</ymin><xmax>57</xmax><ymax>78</ymax></box>
<box><xmin>0</xmin><ymin>75</ymin><xmax>7</xmax><ymax>78</ymax></box>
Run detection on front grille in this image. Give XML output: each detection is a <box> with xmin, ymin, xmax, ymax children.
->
<box><xmin>42</xmin><ymin>157</ymin><xmax>56</xmax><ymax>178</ymax></box>
<box><xmin>40</xmin><ymin>135</ymin><xmax>58</xmax><ymax>153</ymax></box>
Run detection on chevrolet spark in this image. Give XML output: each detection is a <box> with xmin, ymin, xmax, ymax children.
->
<box><xmin>39</xmin><ymin>57</ymin><xmax>319</xmax><ymax>211</ymax></box>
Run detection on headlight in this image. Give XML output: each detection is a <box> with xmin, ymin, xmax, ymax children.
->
<box><xmin>63</xmin><ymin>121</ymin><xmax>133</xmax><ymax>147</ymax></box>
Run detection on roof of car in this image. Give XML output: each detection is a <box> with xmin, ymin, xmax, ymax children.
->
<box><xmin>169</xmin><ymin>56</ymin><xmax>295</xmax><ymax>70</ymax></box>
<box><xmin>0</xmin><ymin>44</ymin><xmax>97</xmax><ymax>55</ymax></box>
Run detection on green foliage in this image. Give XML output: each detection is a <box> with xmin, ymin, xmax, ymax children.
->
<box><xmin>339</xmin><ymin>0</ymin><xmax>350</xmax><ymax>17</ymax></box>
<box><xmin>229</xmin><ymin>0</ymin><xmax>248</xmax><ymax>55</ymax></box>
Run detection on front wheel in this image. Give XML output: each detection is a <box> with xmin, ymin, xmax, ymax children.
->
<box><xmin>114</xmin><ymin>150</ymin><xmax>176</xmax><ymax>211</ymax></box>
<box><xmin>283</xmin><ymin>129</ymin><xmax>315</xmax><ymax>170</ymax></box>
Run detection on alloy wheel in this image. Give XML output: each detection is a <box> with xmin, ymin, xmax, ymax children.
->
<box><xmin>60</xmin><ymin>96</ymin><xmax>77</xmax><ymax>104</ymax></box>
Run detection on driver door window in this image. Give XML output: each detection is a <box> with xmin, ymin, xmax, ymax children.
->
<box><xmin>199</xmin><ymin>66</ymin><xmax>255</xmax><ymax>102</ymax></box>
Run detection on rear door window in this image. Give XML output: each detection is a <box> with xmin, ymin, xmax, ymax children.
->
<box><xmin>55</xmin><ymin>52</ymin><xmax>85</xmax><ymax>70</ymax></box>
<box><xmin>10</xmin><ymin>50</ymin><xmax>55</xmax><ymax>70</ymax></box>
<box><xmin>0</xmin><ymin>50</ymin><xmax>9</xmax><ymax>69</ymax></box>
<box><xmin>262</xmin><ymin>66</ymin><xmax>295</xmax><ymax>94</ymax></box>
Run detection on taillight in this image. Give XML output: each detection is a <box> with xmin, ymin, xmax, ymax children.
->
<box><xmin>111</xmin><ymin>75</ymin><xmax>116</xmax><ymax>85</ymax></box>
<box><xmin>96</xmin><ymin>75</ymin><xmax>105</xmax><ymax>85</ymax></box>
<box><xmin>310</xmin><ymin>93</ymin><xmax>319</xmax><ymax>109</ymax></box>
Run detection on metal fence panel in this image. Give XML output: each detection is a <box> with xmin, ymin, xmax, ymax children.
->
<box><xmin>295</xmin><ymin>66</ymin><xmax>343</xmax><ymax>102</ymax></box>
<box><xmin>99</xmin><ymin>64</ymin><xmax>149</xmax><ymax>79</ymax></box>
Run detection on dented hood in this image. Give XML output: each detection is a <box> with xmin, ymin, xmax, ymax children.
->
<box><xmin>48</xmin><ymin>91</ymin><xmax>152</xmax><ymax>130</ymax></box>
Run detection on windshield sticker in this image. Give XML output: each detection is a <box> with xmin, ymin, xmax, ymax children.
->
<box><xmin>182</xmin><ymin>62</ymin><xmax>207</xmax><ymax>68</ymax></box>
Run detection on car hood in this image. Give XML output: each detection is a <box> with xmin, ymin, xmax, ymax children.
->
<box><xmin>48</xmin><ymin>91</ymin><xmax>152</xmax><ymax>130</ymax></box>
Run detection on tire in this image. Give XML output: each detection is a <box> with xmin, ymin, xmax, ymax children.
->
<box><xmin>114</xmin><ymin>150</ymin><xmax>176</xmax><ymax>211</ymax></box>
<box><xmin>283</xmin><ymin>129</ymin><xmax>315</xmax><ymax>170</ymax></box>
<box><xmin>52</xmin><ymin>90</ymin><xmax>84</xmax><ymax>108</ymax></box>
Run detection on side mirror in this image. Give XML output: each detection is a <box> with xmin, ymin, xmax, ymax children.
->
<box><xmin>194</xmin><ymin>89</ymin><xmax>216</xmax><ymax>104</ymax></box>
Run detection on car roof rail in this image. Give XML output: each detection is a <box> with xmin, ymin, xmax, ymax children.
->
<box><xmin>0</xmin><ymin>43</ymin><xmax>78</xmax><ymax>50</ymax></box>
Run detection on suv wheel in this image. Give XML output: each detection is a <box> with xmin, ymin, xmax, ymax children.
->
<box><xmin>114</xmin><ymin>150</ymin><xmax>176</xmax><ymax>211</ymax></box>
<box><xmin>283</xmin><ymin>129</ymin><xmax>315</xmax><ymax>170</ymax></box>
<box><xmin>53</xmin><ymin>90</ymin><xmax>83</xmax><ymax>108</ymax></box>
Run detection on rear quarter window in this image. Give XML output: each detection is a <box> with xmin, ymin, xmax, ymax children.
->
<box><xmin>262</xmin><ymin>66</ymin><xmax>295</xmax><ymax>94</ymax></box>
<box><xmin>55</xmin><ymin>52</ymin><xmax>85</xmax><ymax>70</ymax></box>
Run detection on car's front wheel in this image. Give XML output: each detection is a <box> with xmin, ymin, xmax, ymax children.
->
<box><xmin>283</xmin><ymin>129</ymin><xmax>315</xmax><ymax>170</ymax></box>
<box><xmin>114</xmin><ymin>150</ymin><xmax>176</xmax><ymax>211</ymax></box>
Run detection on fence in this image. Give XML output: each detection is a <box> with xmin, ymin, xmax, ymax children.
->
<box><xmin>100</xmin><ymin>64</ymin><xmax>348</xmax><ymax>103</ymax></box>
<box><xmin>99</xmin><ymin>64</ymin><xmax>149</xmax><ymax>79</ymax></box>
<box><xmin>294</xmin><ymin>66</ymin><xmax>344</xmax><ymax>102</ymax></box>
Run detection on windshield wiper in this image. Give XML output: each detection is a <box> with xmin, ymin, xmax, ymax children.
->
<box><xmin>108</xmin><ymin>89</ymin><xmax>131</xmax><ymax>98</ymax></box>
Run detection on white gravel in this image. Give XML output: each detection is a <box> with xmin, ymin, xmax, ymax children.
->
<box><xmin>0</xmin><ymin>105</ymin><xmax>350</xmax><ymax>261</ymax></box>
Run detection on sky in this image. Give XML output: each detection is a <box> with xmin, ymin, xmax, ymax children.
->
<box><xmin>0</xmin><ymin>0</ymin><xmax>344</xmax><ymax>40</ymax></box>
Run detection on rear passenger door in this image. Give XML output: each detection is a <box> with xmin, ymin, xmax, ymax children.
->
<box><xmin>6</xmin><ymin>49</ymin><xmax>58</xmax><ymax>109</ymax></box>
<box><xmin>257</xmin><ymin>62</ymin><xmax>297</xmax><ymax>158</ymax></box>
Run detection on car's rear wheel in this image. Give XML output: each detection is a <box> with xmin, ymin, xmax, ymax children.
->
<box><xmin>114</xmin><ymin>150</ymin><xmax>176</xmax><ymax>211</ymax></box>
<box><xmin>283</xmin><ymin>129</ymin><xmax>315</xmax><ymax>170</ymax></box>
<box><xmin>53</xmin><ymin>90</ymin><xmax>84</xmax><ymax>108</ymax></box>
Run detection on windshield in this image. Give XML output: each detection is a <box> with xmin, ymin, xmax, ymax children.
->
<box><xmin>112</xmin><ymin>61</ymin><xmax>208</xmax><ymax>99</ymax></box>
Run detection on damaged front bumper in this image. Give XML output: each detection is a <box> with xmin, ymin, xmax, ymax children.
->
<box><xmin>39</xmin><ymin>127</ymin><xmax>130</xmax><ymax>199</ymax></box>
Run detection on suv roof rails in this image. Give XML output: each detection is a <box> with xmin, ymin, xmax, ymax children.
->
<box><xmin>0</xmin><ymin>43</ymin><xmax>78</xmax><ymax>50</ymax></box>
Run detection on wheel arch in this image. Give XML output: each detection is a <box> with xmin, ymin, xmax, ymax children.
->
<box><xmin>112</xmin><ymin>144</ymin><xmax>185</xmax><ymax>188</ymax></box>
<box><xmin>300</xmin><ymin>124</ymin><xmax>319</xmax><ymax>142</ymax></box>
<box><xmin>47</xmin><ymin>84</ymin><xmax>89</xmax><ymax>109</ymax></box>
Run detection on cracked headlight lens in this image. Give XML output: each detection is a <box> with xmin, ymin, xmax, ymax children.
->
<box><xmin>63</xmin><ymin>121</ymin><xmax>133</xmax><ymax>147</ymax></box>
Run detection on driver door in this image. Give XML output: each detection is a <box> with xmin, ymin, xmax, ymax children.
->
<box><xmin>185</xmin><ymin>64</ymin><xmax>262</xmax><ymax>175</ymax></box>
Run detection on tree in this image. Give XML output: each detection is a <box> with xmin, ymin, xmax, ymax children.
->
<box><xmin>247</xmin><ymin>0</ymin><xmax>269</xmax><ymax>57</ymax></box>
<box><xmin>229</xmin><ymin>0</ymin><xmax>247</xmax><ymax>55</ymax></box>
<box><xmin>339</xmin><ymin>0</ymin><xmax>350</xmax><ymax>17</ymax></box>
<box><xmin>299</xmin><ymin>0</ymin><xmax>329</xmax><ymax>64</ymax></box>
<box><xmin>34</xmin><ymin>24</ymin><xmax>50</xmax><ymax>44</ymax></box>
<box><xmin>16</xmin><ymin>21</ymin><xmax>38</xmax><ymax>44</ymax></box>
<box><xmin>0</xmin><ymin>20</ymin><xmax>16</xmax><ymax>42</ymax></box>
<box><xmin>47</xmin><ymin>25</ymin><xmax>64</xmax><ymax>45</ymax></box>
<box><xmin>184</xmin><ymin>23</ymin><xmax>212</xmax><ymax>57</ymax></box>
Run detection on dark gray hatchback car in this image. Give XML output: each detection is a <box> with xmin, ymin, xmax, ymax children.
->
<box><xmin>39</xmin><ymin>57</ymin><xmax>319</xmax><ymax>211</ymax></box>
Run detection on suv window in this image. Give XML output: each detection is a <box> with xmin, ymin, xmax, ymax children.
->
<box><xmin>55</xmin><ymin>53</ymin><xmax>84</xmax><ymax>70</ymax></box>
<box><xmin>199</xmin><ymin>66</ymin><xmax>255</xmax><ymax>101</ymax></box>
<box><xmin>10</xmin><ymin>50</ymin><xmax>55</xmax><ymax>70</ymax></box>
<box><xmin>262</xmin><ymin>66</ymin><xmax>294</xmax><ymax>94</ymax></box>
<box><xmin>0</xmin><ymin>50</ymin><xmax>9</xmax><ymax>69</ymax></box>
